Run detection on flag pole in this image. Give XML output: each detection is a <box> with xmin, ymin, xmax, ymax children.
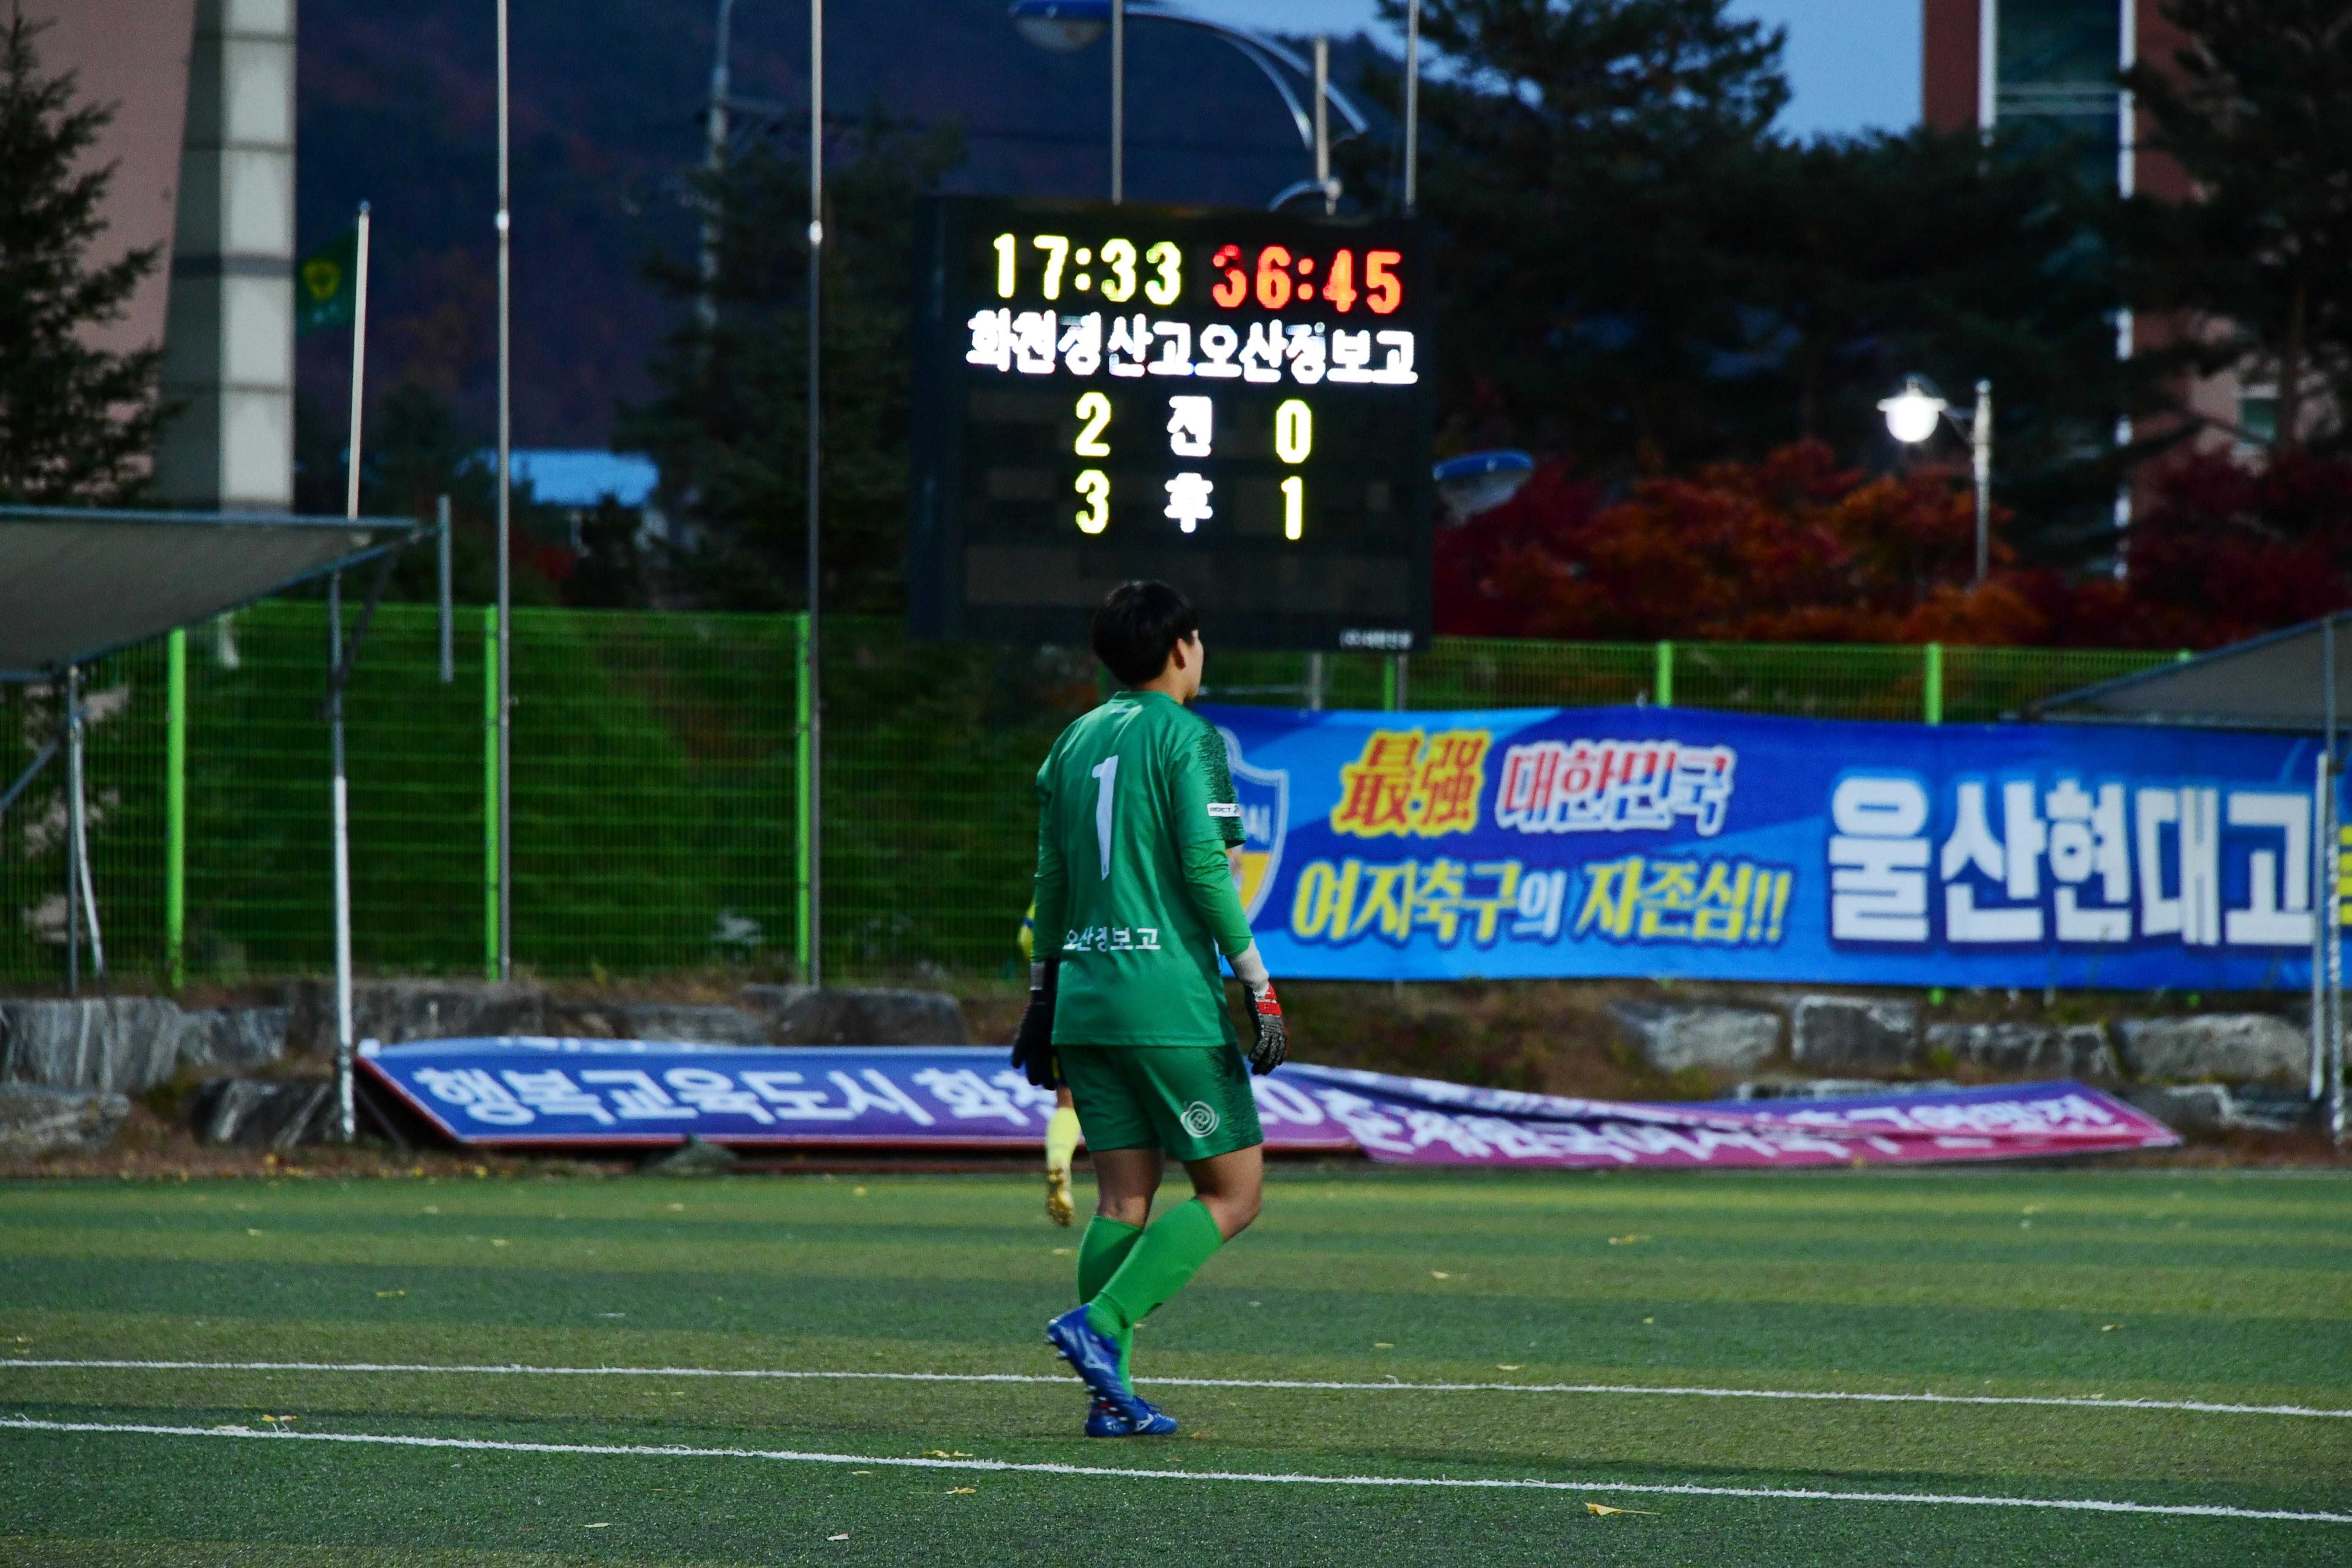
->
<box><xmin>495</xmin><ymin>0</ymin><xmax>514</xmax><ymax>982</ymax></box>
<box><xmin>332</xmin><ymin>200</ymin><xmax>370</xmax><ymax>1144</ymax></box>
<box><xmin>804</xmin><ymin>0</ymin><xmax>824</xmax><ymax>986</ymax></box>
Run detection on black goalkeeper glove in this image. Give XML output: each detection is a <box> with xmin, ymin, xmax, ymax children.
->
<box><xmin>1011</xmin><ymin>956</ymin><xmax>1062</xmax><ymax>1090</ymax></box>
<box><xmin>1243</xmin><ymin>977</ymin><xmax>1286</xmax><ymax>1075</ymax></box>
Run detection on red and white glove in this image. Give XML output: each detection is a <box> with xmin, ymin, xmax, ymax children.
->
<box><xmin>1230</xmin><ymin>945</ymin><xmax>1287</xmax><ymax>1075</ymax></box>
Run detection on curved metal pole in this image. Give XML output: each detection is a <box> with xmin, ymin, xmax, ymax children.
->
<box><xmin>1125</xmin><ymin>7</ymin><xmax>1372</xmax><ymax>147</ymax></box>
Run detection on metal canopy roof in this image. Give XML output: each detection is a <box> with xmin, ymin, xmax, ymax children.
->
<box><xmin>2032</xmin><ymin>613</ymin><xmax>2352</xmax><ymax>732</ymax></box>
<box><xmin>0</xmin><ymin>504</ymin><xmax>420</xmax><ymax>678</ymax></box>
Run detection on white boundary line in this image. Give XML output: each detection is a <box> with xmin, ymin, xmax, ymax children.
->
<box><xmin>5</xmin><ymin>1358</ymin><xmax>2347</xmax><ymax>1421</ymax></box>
<box><xmin>0</xmin><ymin>1415</ymin><xmax>2343</xmax><ymax>1524</ymax></box>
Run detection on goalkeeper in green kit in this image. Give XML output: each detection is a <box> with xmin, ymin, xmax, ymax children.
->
<box><xmin>1013</xmin><ymin>580</ymin><xmax>1286</xmax><ymax>1438</ymax></box>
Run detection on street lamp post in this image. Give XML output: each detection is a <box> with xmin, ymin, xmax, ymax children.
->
<box><xmin>1880</xmin><ymin>374</ymin><xmax>1994</xmax><ymax>585</ymax></box>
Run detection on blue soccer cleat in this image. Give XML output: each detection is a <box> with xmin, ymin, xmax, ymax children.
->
<box><xmin>1086</xmin><ymin>1395</ymin><xmax>1178</xmax><ymax>1437</ymax></box>
<box><xmin>1047</xmin><ymin>1305</ymin><xmax>1159</xmax><ymax>1429</ymax></box>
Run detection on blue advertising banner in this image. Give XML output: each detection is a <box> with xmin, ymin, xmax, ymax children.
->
<box><xmin>1200</xmin><ymin>704</ymin><xmax>2331</xmax><ymax>990</ymax></box>
<box><xmin>357</xmin><ymin>1039</ymin><xmax>1358</xmax><ymax>1152</ymax></box>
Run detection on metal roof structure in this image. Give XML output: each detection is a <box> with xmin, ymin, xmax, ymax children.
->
<box><xmin>0</xmin><ymin>504</ymin><xmax>420</xmax><ymax>678</ymax></box>
<box><xmin>2031</xmin><ymin>614</ymin><xmax>2351</xmax><ymax>734</ymax></box>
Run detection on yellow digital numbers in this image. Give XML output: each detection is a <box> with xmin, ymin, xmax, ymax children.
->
<box><xmin>1032</xmin><ymin>234</ymin><xmax>1070</xmax><ymax>299</ymax></box>
<box><xmin>1277</xmin><ymin>401</ymin><xmax>1309</xmax><ymax>541</ymax></box>
<box><xmin>1143</xmin><ymin>240</ymin><xmax>1182</xmax><ymax>305</ymax></box>
<box><xmin>1099</xmin><ymin>238</ymin><xmax>1138</xmax><ymax>302</ymax></box>
<box><xmin>991</xmin><ymin>232</ymin><xmax>1016</xmax><ymax>299</ymax></box>
<box><xmin>1073</xmin><ymin>391</ymin><xmax>1112</xmax><ymax>457</ymax></box>
<box><xmin>1274</xmin><ymin>399</ymin><xmax>1312</xmax><ymax>464</ymax></box>
<box><xmin>1075</xmin><ymin>469</ymin><xmax>1110</xmax><ymax>534</ymax></box>
<box><xmin>995</xmin><ymin>233</ymin><xmax>1169</xmax><ymax>304</ymax></box>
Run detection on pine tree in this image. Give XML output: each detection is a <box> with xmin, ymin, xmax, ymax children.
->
<box><xmin>619</xmin><ymin>119</ymin><xmax>964</xmax><ymax>614</ymax></box>
<box><xmin>2124</xmin><ymin>0</ymin><xmax>2352</xmax><ymax>453</ymax></box>
<box><xmin>0</xmin><ymin>7</ymin><xmax>166</xmax><ymax>503</ymax></box>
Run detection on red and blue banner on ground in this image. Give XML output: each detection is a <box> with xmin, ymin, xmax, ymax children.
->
<box><xmin>361</xmin><ymin>1040</ymin><xmax>2180</xmax><ymax>1165</ymax></box>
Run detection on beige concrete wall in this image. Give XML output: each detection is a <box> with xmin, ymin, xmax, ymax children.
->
<box><xmin>23</xmin><ymin>0</ymin><xmax>197</xmax><ymax>363</ymax></box>
<box><xmin>155</xmin><ymin>0</ymin><xmax>296</xmax><ymax>510</ymax></box>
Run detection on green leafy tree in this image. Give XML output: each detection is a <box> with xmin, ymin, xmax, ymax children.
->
<box><xmin>2123</xmin><ymin>0</ymin><xmax>2352</xmax><ymax>453</ymax></box>
<box><xmin>621</xmin><ymin>118</ymin><xmax>965</xmax><ymax>613</ymax></box>
<box><xmin>1711</xmin><ymin>130</ymin><xmax>2133</xmax><ymax>561</ymax></box>
<box><xmin>293</xmin><ymin>381</ymin><xmax>564</xmax><ymax>607</ymax></box>
<box><xmin>1356</xmin><ymin>0</ymin><xmax>1788</xmax><ymax>463</ymax></box>
<box><xmin>1348</xmin><ymin>0</ymin><xmax>2135</xmax><ymax>562</ymax></box>
<box><xmin>0</xmin><ymin>6</ymin><xmax>166</xmax><ymax>503</ymax></box>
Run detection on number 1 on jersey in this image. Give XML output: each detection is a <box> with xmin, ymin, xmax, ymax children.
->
<box><xmin>1091</xmin><ymin>756</ymin><xmax>1118</xmax><ymax>878</ymax></box>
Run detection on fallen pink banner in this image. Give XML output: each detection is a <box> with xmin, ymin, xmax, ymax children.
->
<box><xmin>1266</xmin><ymin>1064</ymin><xmax>2182</xmax><ymax>1167</ymax></box>
<box><xmin>360</xmin><ymin>1040</ymin><xmax>2181</xmax><ymax>1165</ymax></box>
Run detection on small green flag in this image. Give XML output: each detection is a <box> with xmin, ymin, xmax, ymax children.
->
<box><xmin>295</xmin><ymin>228</ymin><xmax>358</xmax><ymax>335</ymax></box>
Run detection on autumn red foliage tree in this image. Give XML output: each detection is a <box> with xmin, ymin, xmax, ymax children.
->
<box><xmin>1434</xmin><ymin>442</ymin><xmax>2352</xmax><ymax>651</ymax></box>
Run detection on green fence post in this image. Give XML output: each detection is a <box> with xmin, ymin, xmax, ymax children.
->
<box><xmin>1382</xmin><ymin>655</ymin><xmax>1396</xmax><ymax>711</ymax></box>
<box><xmin>483</xmin><ymin>605</ymin><xmax>499</xmax><ymax>979</ymax></box>
<box><xmin>1655</xmin><ymin>640</ymin><xmax>1674</xmax><ymax>708</ymax></box>
<box><xmin>795</xmin><ymin>611</ymin><xmax>812</xmax><ymax>980</ymax></box>
<box><xmin>1923</xmin><ymin>641</ymin><xmax>1944</xmax><ymax>725</ymax></box>
<box><xmin>165</xmin><ymin>627</ymin><xmax>186</xmax><ymax>989</ymax></box>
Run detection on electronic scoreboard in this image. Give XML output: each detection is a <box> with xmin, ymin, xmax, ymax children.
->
<box><xmin>908</xmin><ymin>196</ymin><xmax>1433</xmax><ymax>651</ymax></box>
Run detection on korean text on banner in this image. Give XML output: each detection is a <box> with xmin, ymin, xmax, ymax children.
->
<box><xmin>1201</xmin><ymin>704</ymin><xmax>2333</xmax><ymax>990</ymax></box>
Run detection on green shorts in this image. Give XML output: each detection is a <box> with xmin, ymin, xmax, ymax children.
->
<box><xmin>1060</xmin><ymin>1044</ymin><xmax>1265</xmax><ymax>1162</ymax></box>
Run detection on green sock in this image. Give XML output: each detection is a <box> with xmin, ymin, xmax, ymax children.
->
<box><xmin>1086</xmin><ymin>1199</ymin><xmax>1227</xmax><ymax>1354</ymax></box>
<box><xmin>1077</xmin><ymin>1214</ymin><xmax>1147</xmax><ymax>1388</ymax></box>
<box><xmin>1077</xmin><ymin>1215</ymin><xmax>1143</xmax><ymax>1303</ymax></box>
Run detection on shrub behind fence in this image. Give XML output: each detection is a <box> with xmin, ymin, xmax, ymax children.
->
<box><xmin>0</xmin><ymin>607</ymin><xmax>2174</xmax><ymax>986</ymax></box>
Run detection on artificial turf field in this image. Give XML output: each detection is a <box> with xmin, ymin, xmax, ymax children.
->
<box><xmin>0</xmin><ymin>1165</ymin><xmax>2347</xmax><ymax>1566</ymax></box>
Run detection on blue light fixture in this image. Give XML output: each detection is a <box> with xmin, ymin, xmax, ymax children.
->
<box><xmin>1433</xmin><ymin>450</ymin><xmax>1535</xmax><ymax>523</ymax></box>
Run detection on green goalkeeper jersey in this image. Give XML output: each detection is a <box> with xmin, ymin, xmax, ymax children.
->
<box><xmin>1033</xmin><ymin>689</ymin><xmax>1252</xmax><ymax>1048</ymax></box>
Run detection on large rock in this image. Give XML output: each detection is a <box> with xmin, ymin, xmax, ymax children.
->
<box><xmin>1607</xmin><ymin>1001</ymin><xmax>1778</xmax><ymax>1074</ymax></box>
<box><xmin>739</xmin><ymin>985</ymin><xmax>969</xmax><ymax>1045</ymax></box>
<box><xmin>1788</xmin><ymin>995</ymin><xmax>1917</xmax><ymax>1073</ymax></box>
<box><xmin>1925</xmin><ymin>1021</ymin><xmax>2116</xmax><ymax>1081</ymax></box>
<box><xmin>186</xmin><ymin>1076</ymin><xmax>335</xmax><ymax>1150</ymax></box>
<box><xmin>2115</xmin><ymin>1015</ymin><xmax>2308</xmax><ymax>1085</ymax></box>
<box><xmin>0</xmin><ymin>1084</ymin><xmax>131</xmax><ymax>1157</ymax></box>
<box><xmin>617</xmin><ymin>1003</ymin><xmax>770</xmax><ymax>1046</ymax></box>
<box><xmin>1733</xmin><ymin>1077</ymin><xmax>1957</xmax><ymax>1101</ymax></box>
<box><xmin>284</xmin><ymin>980</ymin><xmax>547</xmax><ymax>1053</ymax></box>
<box><xmin>176</xmin><ymin>1007</ymin><xmax>289</xmax><ymax>1070</ymax></box>
<box><xmin>640</xmin><ymin>1133</ymin><xmax>740</xmax><ymax>1173</ymax></box>
<box><xmin>0</xmin><ymin>997</ymin><xmax>185</xmax><ymax>1092</ymax></box>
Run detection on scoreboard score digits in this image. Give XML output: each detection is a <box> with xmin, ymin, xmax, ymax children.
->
<box><xmin>909</xmin><ymin>197</ymin><xmax>1433</xmax><ymax>651</ymax></box>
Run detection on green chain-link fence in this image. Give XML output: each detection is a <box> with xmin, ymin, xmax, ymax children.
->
<box><xmin>0</xmin><ymin>609</ymin><xmax>2178</xmax><ymax>988</ymax></box>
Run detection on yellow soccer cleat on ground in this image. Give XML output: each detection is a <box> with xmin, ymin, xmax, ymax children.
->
<box><xmin>1043</xmin><ymin>1103</ymin><xmax>1081</xmax><ymax>1227</ymax></box>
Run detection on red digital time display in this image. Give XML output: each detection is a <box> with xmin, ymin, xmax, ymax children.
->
<box><xmin>1206</xmin><ymin>244</ymin><xmax>1405</xmax><ymax>315</ymax></box>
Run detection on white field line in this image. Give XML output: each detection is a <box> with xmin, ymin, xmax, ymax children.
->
<box><xmin>0</xmin><ymin>1414</ymin><xmax>2344</xmax><ymax>1524</ymax></box>
<box><xmin>4</xmin><ymin>1358</ymin><xmax>2347</xmax><ymax>1421</ymax></box>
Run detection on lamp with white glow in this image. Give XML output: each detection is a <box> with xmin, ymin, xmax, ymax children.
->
<box><xmin>1878</xmin><ymin>376</ymin><xmax>1948</xmax><ymax>446</ymax></box>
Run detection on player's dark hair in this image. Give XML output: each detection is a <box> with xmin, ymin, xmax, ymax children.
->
<box><xmin>1092</xmin><ymin>580</ymin><xmax>1200</xmax><ymax>686</ymax></box>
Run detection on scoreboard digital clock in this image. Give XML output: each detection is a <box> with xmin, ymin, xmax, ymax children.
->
<box><xmin>908</xmin><ymin>196</ymin><xmax>1433</xmax><ymax>652</ymax></box>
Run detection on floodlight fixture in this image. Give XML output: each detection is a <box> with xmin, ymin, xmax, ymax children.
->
<box><xmin>1009</xmin><ymin>0</ymin><xmax>1105</xmax><ymax>51</ymax></box>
